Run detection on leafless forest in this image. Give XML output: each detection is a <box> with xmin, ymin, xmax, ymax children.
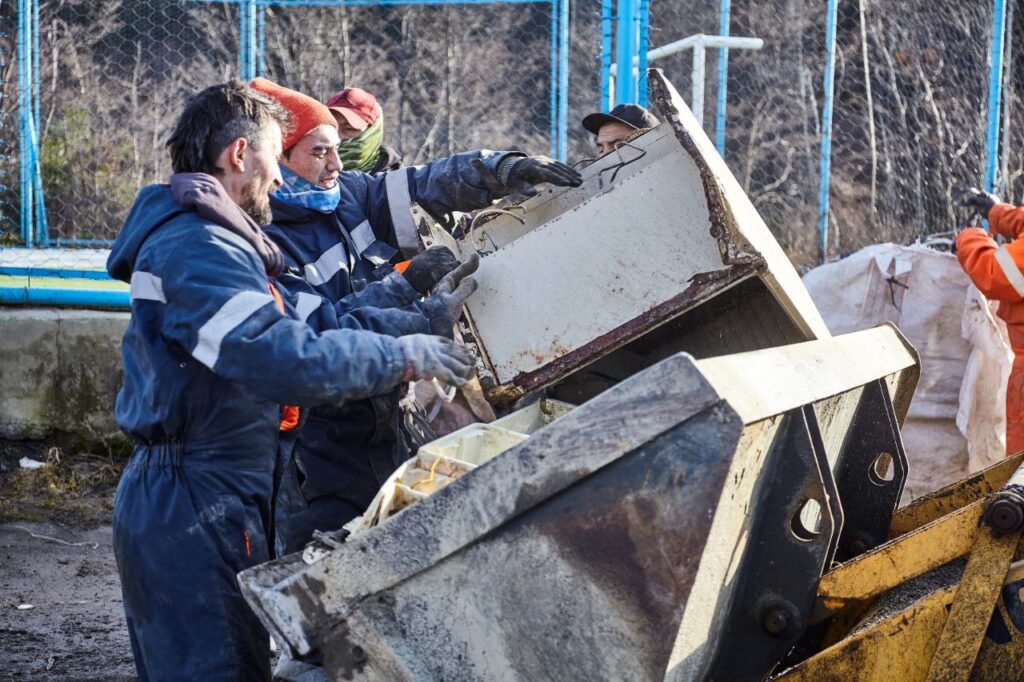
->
<box><xmin>1</xmin><ymin>0</ymin><xmax>1022</xmax><ymax>268</ymax></box>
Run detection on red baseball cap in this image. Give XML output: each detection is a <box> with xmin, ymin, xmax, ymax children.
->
<box><xmin>324</xmin><ymin>87</ymin><xmax>381</xmax><ymax>132</ymax></box>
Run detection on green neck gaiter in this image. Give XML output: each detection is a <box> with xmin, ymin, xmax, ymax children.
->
<box><xmin>337</xmin><ymin>117</ymin><xmax>384</xmax><ymax>173</ymax></box>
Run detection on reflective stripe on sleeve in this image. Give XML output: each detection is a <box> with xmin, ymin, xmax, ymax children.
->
<box><xmin>350</xmin><ymin>220</ymin><xmax>375</xmax><ymax>256</ymax></box>
<box><xmin>129</xmin><ymin>271</ymin><xmax>165</xmax><ymax>303</ymax></box>
<box><xmin>207</xmin><ymin>225</ymin><xmax>258</xmax><ymax>256</ymax></box>
<box><xmin>994</xmin><ymin>246</ymin><xmax>1024</xmax><ymax>298</ymax></box>
<box><xmin>303</xmin><ymin>242</ymin><xmax>349</xmax><ymax>287</ymax></box>
<box><xmin>384</xmin><ymin>169</ymin><xmax>420</xmax><ymax>258</ymax></box>
<box><xmin>192</xmin><ymin>291</ymin><xmax>275</xmax><ymax>369</ymax></box>
<box><xmin>294</xmin><ymin>292</ymin><xmax>321</xmax><ymax>323</ymax></box>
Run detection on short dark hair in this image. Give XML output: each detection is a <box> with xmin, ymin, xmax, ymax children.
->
<box><xmin>167</xmin><ymin>79</ymin><xmax>292</xmax><ymax>175</ymax></box>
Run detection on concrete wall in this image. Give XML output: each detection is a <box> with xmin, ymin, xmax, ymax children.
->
<box><xmin>0</xmin><ymin>308</ymin><xmax>128</xmax><ymax>448</ymax></box>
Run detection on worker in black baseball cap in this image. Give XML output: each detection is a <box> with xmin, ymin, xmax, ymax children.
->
<box><xmin>582</xmin><ymin>103</ymin><xmax>661</xmax><ymax>156</ymax></box>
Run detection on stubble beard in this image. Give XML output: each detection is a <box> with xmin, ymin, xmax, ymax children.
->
<box><xmin>239</xmin><ymin>175</ymin><xmax>273</xmax><ymax>226</ymax></box>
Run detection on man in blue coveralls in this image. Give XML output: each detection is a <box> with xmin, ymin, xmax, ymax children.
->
<box><xmin>107</xmin><ymin>79</ymin><xmax>482</xmax><ymax>681</ymax></box>
<box><xmin>248</xmin><ymin>77</ymin><xmax>585</xmax><ymax>555</ymax></box>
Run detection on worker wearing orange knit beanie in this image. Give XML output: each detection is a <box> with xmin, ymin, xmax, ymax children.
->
<box><xmin>249</xmin><ymin>76</ymin><xmax>337</xmax><ymax>151</ymax></box>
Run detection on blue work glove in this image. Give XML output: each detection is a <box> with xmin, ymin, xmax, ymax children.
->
<box><xmin>395</xmin><ymin>335</ymin><xmax>476</xmax><ymax>386</ymax></box>
<box><xmin>428</xmin><ymin>253</ymin><xmax>480</xmax><ymax>322</ymax></box>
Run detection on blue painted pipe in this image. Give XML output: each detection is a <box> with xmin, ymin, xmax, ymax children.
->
<box><xmin>817</xmin><ymin>0</ymin><xmax>839</xmax><ymax>264</ymax></box>
<box><xmin>985</xmin><ymin>0</ymin><xmax>1008</xmax><ymax>194</ymax></box>
<box><xmin>714</xmin><ymin>0</ymin><xmax>731</xmax><ymax>156</ymax></box>
<box><xmin>0</xmin><ymin>266</ymin><xmax>114</xmax><ymax>280</ymax></box>
<box><xmin>0</xmin><ymin>286</ymin><xmax>130</xmax><ymax>309</ymax></box>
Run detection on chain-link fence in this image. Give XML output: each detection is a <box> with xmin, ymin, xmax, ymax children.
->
<box><xmin>0</xmin><ymin>0</ymin><xmax>1020</xmax><ymax>300</ymax></box>
<box><xmin>827</xmin><ymin>0</ymin><xmax>995</xmax><ymax>259</ymax></box>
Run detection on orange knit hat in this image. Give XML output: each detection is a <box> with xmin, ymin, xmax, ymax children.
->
<box><xmin>249</xmin><ymin>77</ymin><xmax>337</xmax><ymax>151</ymax></box>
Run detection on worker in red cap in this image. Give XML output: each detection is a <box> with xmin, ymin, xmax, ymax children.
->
<box><xmin>956</xmin><ymin>187</ymin><xmax>1024</xmax><ymax>456</ymax></box>
<box><xmin>248</xmin><ymin>76</ymin><xmax>583</xmax><ymax>564</ymax></box>
<box><xmin>326</xmin><ymin>86</ymin><xmax>402</xmax><ymax>174</ymax></box>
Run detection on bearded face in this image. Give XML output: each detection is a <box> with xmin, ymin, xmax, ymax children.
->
<box><xmin>239</xmin><ymin>172</ymin><xmax>273</xmax><ymax>226</ymax></box>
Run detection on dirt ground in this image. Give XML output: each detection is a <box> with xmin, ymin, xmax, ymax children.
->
<box><xmin>0</xmin><ymin>442</ymin><xmax>134</xmax><ymax>680</ymax></box>
<box><xmin>0</xmin><ymin>522</ymin><xmax>136</xmax><ymax>680</ymax></box>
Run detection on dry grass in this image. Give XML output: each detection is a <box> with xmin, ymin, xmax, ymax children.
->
<box><xmin>0</xmin><ymin>446</ymin><xmax>124</xmax><ymax>527</ymax></box>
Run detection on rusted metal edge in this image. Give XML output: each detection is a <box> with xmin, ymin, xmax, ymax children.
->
<box><xmin>648</xmin><ymin>69</ymin><xmax>759</xmax><ymax>269</ymax></box>
<box><xmin>487</xmin><ymin>262</ymin><xmax>762</xmax><ymax>405</ymax></box>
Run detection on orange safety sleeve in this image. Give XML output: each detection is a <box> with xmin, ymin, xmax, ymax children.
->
<box><xmin>957</xmin><ymin>227</ymin><xmax>1024</xmax><ymax>302</ymax></box>
<box><xmin>268</xmin><ymin>282</ymin><xmax>301</xmax><ymax>432</ymax></box>
<box><xmin>990</xmin><ymin>203</ymin><xmax>1024</xmax><ymax>240</ymax></box>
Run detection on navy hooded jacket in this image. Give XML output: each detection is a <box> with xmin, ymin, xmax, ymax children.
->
<box><xmin>264</xmin><ymin>149</ymin><xmax>517</xmax><ymax>302</ymax></box>
<box><xmin>106</xmin><ymin>184</ymin><xmax>419</xmax><ymax>457</ymax></box>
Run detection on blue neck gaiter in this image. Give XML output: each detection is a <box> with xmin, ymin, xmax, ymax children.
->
<box><xmin>272</xmin><ymin>165</ymin><xmax>341</xmax><ymax>214</ymax></box>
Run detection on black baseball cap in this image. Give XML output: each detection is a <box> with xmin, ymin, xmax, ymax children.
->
<box><xmin>582</xmin><ymin>104</ymin><xmax>660</xmax><ymax>135</ymax></box>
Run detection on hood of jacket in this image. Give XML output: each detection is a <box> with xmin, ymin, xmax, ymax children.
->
<box><xmin>107</xmin><ymin>184</ymin><xmax>185</xmax><ymax>283</ymax></box>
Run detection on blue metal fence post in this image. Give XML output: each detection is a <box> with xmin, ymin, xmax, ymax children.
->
<box><xmin>817</xmin><ymin>0</ymin><xmax>839</xmax><ymax>264</ymax></box>
<box><xmin>31</xmin><ymin>0</ymin><xmax>48</xmax><ymax>246</ymax></box>
<box><xmin>714</xmin><ymin>0</ymin><xmax>730</xmax><ymax>156</ymax></box>
<box><xmin>257</xmin><ymin>2</ymin><xmax>266</xmax><ymax>76</ymax></box>
<box><xmin>600</xmin><ymin>0</ymin><xmax>613</xmax><ymax>110</ymax></box>
<box><xmin>636</xmin><ymin>0</ymin><xmax>649</xmax><ymax>106</ymax></box>
<box><xmin>549</xmin><ymin>0</ymin><xmax>558</xmax><ymax>158</ymax></box>
<box><xmin>239</xmin><ymin>0</ymin><xmax>256</xmax><ymax>81</ymax></box>
<box><xmin>985</xmin><ymin>0</ymin><xmax>1008</xmax><ymax>195</ymax></box>
<box><xmin>17</xmin><ymin>0</ymin><xmax>32</xmax><ymax>248</ymax></box>
<box><xmin>557</xmin><ymin>0</ymin><xmax>569</xmax><ymax>161</ymax></box>
<box><xmin>615</xmin><ymin>0</ymin><xmax>638</xmax><ymax>104</ymax></box>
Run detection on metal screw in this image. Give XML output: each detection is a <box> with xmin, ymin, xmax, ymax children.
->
<box><xmin>762</xmin><ymin>608</ymin><xmax>790</xmax><ymax>636</ymax></box>
<box><xmin>758</xmin><ymin>599</ymin><xmax>798</xmax><ymax>638</ymax></box>
<box><xmin>847</xmin><ymin>531</ymin><xmax>876</xmax><ymax>556</ymax></box>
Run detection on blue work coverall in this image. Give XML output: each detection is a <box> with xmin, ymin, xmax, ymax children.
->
<box><xmin>265</xmin><ymin>150</ymin><xmax>517</xmax><ymax>553</ymax></box>
<box><xmin>106</xmin><ymin>184</ymin><xmax>442</xmax><ymax>681</ymax></box>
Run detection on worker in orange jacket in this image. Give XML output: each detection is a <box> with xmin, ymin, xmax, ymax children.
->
<box><xmin>956</xmin><ymin>187</ymin><xmax>1024</xmax><ymax>455</ymax></box>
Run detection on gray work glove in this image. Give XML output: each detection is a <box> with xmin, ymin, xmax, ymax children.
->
<box><xmin>955</xmin><ymin>186</ymin><xmax>1000</xmax><ymax>220</ymax></box>
<box><xmin>497</xmin><ymin>155</ymin><xmax>583</xmax><ymax>197</ymax></box>
<box><xmin>402</xmin><ymin>245</ymin><xmax>460</xmax><ymax>295</ymax></box>
<box><xmin>394</xmin><ymin>335</ymin><xmax>476</xmax><ymax>386</ymax></box>
<box><xmin>428</xmin><ymin>253</ymin><xmax>480</xmax><ymax>322</ymax></box>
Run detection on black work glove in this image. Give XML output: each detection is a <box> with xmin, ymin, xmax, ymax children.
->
<box><xmin>395</xmin><ymin>335</ymin><xmax>476</xmax><ymax>386</ymax></box>
<box><xmin>954</xmin><ymin>186</ymin><xmax>1000</xmax><ymax>220</ymax></box>
<box><xmin>402</xmin><ymin>245</ymin><xmax>461</xmax><ymax>295</ymax></box>
<box><xmin>428</xmin><ymin>253</ymin><xmax>480</xmax><ymax>322</ymax></box>
<box><xmin>498</xmin><ymin>155</ymin><xmax>583</xmax><ymax>197</ymax></box>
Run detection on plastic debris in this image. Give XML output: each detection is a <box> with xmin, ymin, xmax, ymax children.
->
<box><xmin>18</xmin><ymin>457</ymin><xmax>44</xmax><ymax>470</ymax></box>
<box><xmin>16</xmin><ymin>604</ymin><xmax>34</xmax><ymax>610</ymax></box>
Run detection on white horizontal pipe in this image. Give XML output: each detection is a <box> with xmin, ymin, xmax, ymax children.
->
<box><xmin>609</xmin><ymin>34</ymin><xmax>763</xmax><ymax>76</ymax></box>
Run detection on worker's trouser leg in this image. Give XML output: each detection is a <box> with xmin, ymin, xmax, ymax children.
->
<box><xmin>112</xmin><ymin>445</ymin><xmax>273</xmax><ymax>682</ymax></box>
<box><xmin>1007</xmin><ymin>357</ymin><xmax>1024</xmax><ymax>456</ymax></box>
